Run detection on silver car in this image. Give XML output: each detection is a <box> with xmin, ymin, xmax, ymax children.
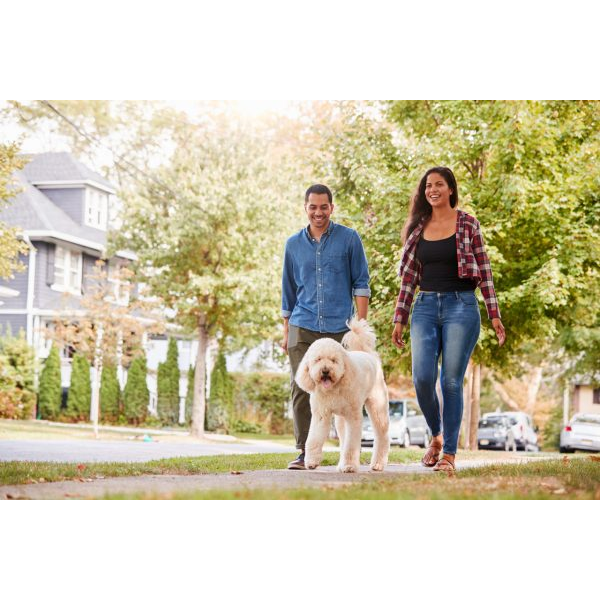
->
<box><xmin>560</xmin><ymin>413</ymin><xmax>600</xmax><ymax>453</ymax></box>
<box><xmin>477</xmin><ymin>415</ymin><xmax>517</xmax><ymax>451</ymax></box>
<box><xmin>361</xmin><ymin>398</ymin><xmax>431</xmax><ymax>448</ymax></box>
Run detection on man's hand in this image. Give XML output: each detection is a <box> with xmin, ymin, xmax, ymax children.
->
<box><xmin>281</xmin><ymin>332</ymin><xmax>288</xmax><ymax>355</ymax></box>
<box><xmin>392</xmin><ymin>322</ymin><xmax>406</xmax><ymax>349</ymax></box>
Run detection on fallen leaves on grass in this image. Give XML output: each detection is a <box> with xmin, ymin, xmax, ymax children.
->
<box><xmin>589</xmin><ymin>456</ymin><xmax>600</xmax><ymax>462</ymax></box>
<box><xmin>230</xmin><ymin>471</ymin><xmax>243</xmax><ymax>475</ymax></box>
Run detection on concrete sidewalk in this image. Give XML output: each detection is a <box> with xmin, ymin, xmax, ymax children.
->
<box><xmin>0</xmin><ymin>455</ymin><xmax>552</xmax><ymax>499</ymax></box>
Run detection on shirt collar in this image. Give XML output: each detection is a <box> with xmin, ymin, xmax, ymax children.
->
<box><xmin>305</xmin><ymin>220</ymin><xmax>335</xmax><ymax>241</ymax></box>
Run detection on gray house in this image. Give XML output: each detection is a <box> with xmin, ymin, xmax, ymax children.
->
<box><xmin>0</xmin><ymin>152</ymin><xmax>135</xmax><ymax>380</ymax></box>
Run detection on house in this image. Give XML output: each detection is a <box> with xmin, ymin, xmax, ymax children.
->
<box><xmin>0</xmin><ymin>152</ymin><xmax>136</xmax><ymax>388</ymax></box>
<box><xmin>571</xmin><ymin>377</ymin><xmax>600</xmax><ymax>416</ymax></box>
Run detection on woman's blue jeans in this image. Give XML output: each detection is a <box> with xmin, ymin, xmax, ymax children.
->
<box><xmin>410</xmin><ymin>291</ymin><xmax>481</xmax><ymax>455</ymax></box>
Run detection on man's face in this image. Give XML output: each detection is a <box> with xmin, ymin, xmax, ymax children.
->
<box><xmin>305</xmin><ymin>193</ymin><xmax>334</xmax><ymax>232</ymax></box>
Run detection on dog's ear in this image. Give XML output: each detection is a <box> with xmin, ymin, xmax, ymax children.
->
<box><xmin>295</xmin><ymin>354</ymin><xmax>316</xmax><ymax>392</ymax></box>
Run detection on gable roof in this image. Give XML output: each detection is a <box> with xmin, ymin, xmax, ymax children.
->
<box><xmin>22</xmin><ymin>152</ymin><xmax>115</xmax><ymax>192</ymax></box>
<box><xmin>1</xmin><ymin>170</ymin><xmax>106</xmax><ymax>251</ymax></box>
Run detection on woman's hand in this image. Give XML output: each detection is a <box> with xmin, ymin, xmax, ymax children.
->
<box><xmin>492</xmin><ymin>318</ymin><xmax>506</xmax><ymax>347</ymax></box>
<box><xmin>392</xmin><ymin>322</ymin><xmax>406</xmax><ymax>349</ymax></box>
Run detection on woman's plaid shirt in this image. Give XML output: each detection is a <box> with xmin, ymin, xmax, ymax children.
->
<box><xmin>394</xmin><ymin>210</ymin><xmax>501</xmax><ymax>324</ymax></box>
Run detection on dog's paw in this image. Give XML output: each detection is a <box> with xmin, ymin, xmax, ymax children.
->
<box><xmin>338</xmin><ymin>464</ymin><xmax>358</xmax><ymax>473</ymax></box>
<box><xmin>306</xmin><ymin>461</ymin><xmax>319</xmax><ymax>470</ymax></box>
<box><xmin>370</xmin><ymin>462</ymin><xmax>384</xmax><ymax>472</ymax></box>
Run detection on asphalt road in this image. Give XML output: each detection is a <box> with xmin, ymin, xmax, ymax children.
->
<box><xmin>0</xmin><ymin>438</ymin><xmax>300</xmax><ymax>463</ymax></box>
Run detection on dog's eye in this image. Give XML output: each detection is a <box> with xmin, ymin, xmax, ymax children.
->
<box><xmin>331</xmin><ymin>358</ymin><xmax>337</xmax><ymax>364</ymax></box>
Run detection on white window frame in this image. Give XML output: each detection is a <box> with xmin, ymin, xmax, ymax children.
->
<box><xmin>51</xmin><ymin>246</ymin><xmax>83</xmax><ymax>295</ymax></box>
<box><xmin>107</xmin><ymin>261</ymin><xmax>130</xmax><ymax>306</ymax></box>
<box><xmin>85</xmin><ymin>187</ymin><xmax>108</xmax><ymax>230</ymax></box>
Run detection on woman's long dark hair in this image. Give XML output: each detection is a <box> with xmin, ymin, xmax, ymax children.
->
<box><xmin>401</xmin><ymin>167</ymin><xmax>459</xmax><ymax>244</ymax></box>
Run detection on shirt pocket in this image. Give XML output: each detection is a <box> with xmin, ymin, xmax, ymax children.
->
<box><xmin>326</xmin><ymin>252</ymin><xmax>348</xmax><ymax>275</ymax></box>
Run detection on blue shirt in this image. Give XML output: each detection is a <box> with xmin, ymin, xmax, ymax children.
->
<box><xmin>281</xmin><ymin>221</ymin><xmax>371</xmax><ymax>333</ymax></box>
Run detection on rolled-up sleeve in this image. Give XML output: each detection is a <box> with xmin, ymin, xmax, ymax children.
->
<box><xmin>281</xmin><ymin>241</ymin><xmax>296</xmax><ymax>317</ymax></box>
<box><xmin>350</xmin><ymin>231</ymin><xmax>370</xmax><ymax>297</ymax></box>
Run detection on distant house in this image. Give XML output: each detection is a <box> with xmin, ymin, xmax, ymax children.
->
<box><xmin>0</xmin><ymin>152</ymin><xmax>136</xmax><ymax>386</ymax></box>
<box><xmin>571</xmin><ymin>377</ymin><xmax>600</xmax><ymax>416</ymax></box>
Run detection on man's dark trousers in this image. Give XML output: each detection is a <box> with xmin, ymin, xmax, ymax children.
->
<box><xmin>287</xmin><ymin>324</ymin><xmax>347</xmax><ymax>450</ymax></box>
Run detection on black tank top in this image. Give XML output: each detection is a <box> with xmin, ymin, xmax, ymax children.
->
<box><xmin>416</xmin><ymin>233</ymin><xmax>476</xmax><ymax>292</ymax></box>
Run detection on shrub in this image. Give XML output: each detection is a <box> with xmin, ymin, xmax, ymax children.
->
<box><xmin>231</xmin><ymin>372</ymin><xmax>291</xmax><ymax>435</ymax></box>
<box><xmin>207</xmin><ymin>352</ymin><xmax>234</xmax><ymax>432</ymax></box>
<box><xmin>38</xmin><ymin>345</ymin><xmax>62</xmax><ymax>420</ymax></box>
<box><xmin>66</xmin><ymin>353</ymin><xmax>91</xmax><ymax>421</ymax></box>
<box><xmin>157</xmin><ymin>338</ymin><xmax>180</xmax><ymax>425</ymax></box>
<box><xmin>100</xmin><ymin>363</ymin><xmax>121</xmax><ymax>422</ymax></box>
<box><xmin>123</xmin><ymin>355</ymin><xmax>149</xmax><ymax>424</ymax></box>
<box><xmin>185</xmin><ymin>365</ymin><xmax>195</xmax><ymax>425</ymax></box>
<box><xmin>0</xmin><ymin>330</ymin><xmax>37</xmax><ymax>419</ymax></box>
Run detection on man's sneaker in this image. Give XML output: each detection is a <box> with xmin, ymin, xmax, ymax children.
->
<box><xmin>287</xmin><ymin>452</ymin><xmax>306</xmax><ymax>470</ymax></box>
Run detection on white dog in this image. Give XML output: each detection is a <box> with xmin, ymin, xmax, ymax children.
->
<box><xmin>295</xmin><ymin>318</ymin><xmax>390</xmax><ymax>473</ymax></box>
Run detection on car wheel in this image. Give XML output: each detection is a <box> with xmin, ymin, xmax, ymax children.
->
<box><xmin>422</xmin><ymin>431</ymin><xmax>430</xmax><ymax>448</ymax></box>
<box><xmin>403</xmin><ymin>431</ymin><xmax>411</xmax><ymax>448</ymax></box>
<box><xmin>559</xmin><ymin>446</ymin><xmax>574</xmax><ymax>454</ymax></box>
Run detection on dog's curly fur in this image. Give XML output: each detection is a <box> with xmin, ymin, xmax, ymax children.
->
<box><xmin>295</xmin><ymin>318</ymin><xmax>390</xmax><ymax>473</ymax></box>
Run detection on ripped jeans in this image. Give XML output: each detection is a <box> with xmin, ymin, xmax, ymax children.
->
<box><xmin>410</xmin><ymin>291</ymin><xmax>481</xmax><ymax>455</ymax></box>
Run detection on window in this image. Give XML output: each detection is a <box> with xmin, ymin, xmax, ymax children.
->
<box><xmin>107</xmin><ymin>261</ymin><xmax>130</xmax><ymax>305</ymax></box>
<box><xmin>53</xmin><ymin>246</ymin><xmax>82</xmax><ymax>293</ymax></box>
<box><xmin>85</xmin><ymin>188</ymin><xmax>108</xmax><ymax>229</ymax></box>
<box><xmin>594</xmin><ymin>388</ymin><xmax>600</xmax><ymax>405</ymax></box>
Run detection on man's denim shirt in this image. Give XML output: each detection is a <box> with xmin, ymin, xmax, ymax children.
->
<box><xmin>281</xmin><ymin>221</ymin><xmax>371</xmax><ymax>333</ymax></box>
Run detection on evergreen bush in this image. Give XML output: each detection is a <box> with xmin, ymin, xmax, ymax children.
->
<box><xmin>157</xmin><ymin>338</ymin><xmax>180</xmax><ymax>425</ymax></box>
<box><xmin>207</xmin><ymin>352</ymin><xmax>234</xmax><ymax>432</ymax></box>
<box><xmin>0</xmin><ymin>330</ymin><xmax>37</xmax><ymax>419</ymax></box>
<box><xmin>38</xmin><ymin>345</ymin><xmax>62</xmax><ymax>420</ymax></box>
<box><xmin>185</xmin><ymin>365</ymin><xmax>195</xmax><ymax>425</ymax></box>
<box><xmin>100</xmin><ymin>363</ymin><xmax>121</xmax><ymax>422</ymax></box>
<box><xmin>123</xmin><ymin>355</ymin><xmax>149</xmax><ymax>424</ymax></box>
<box><xmin>66</xmin><ymin>353</ymin><xmax>91</xmax><ymax>421</ymax></box>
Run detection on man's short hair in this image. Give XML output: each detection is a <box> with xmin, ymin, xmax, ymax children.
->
<box><xmin>305</xmin><ymin>184</ymin><xmax>333</xmax><ymax>204</ymax></box>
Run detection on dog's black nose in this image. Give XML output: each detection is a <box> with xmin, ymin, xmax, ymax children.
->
<box><xmin>322</xmin><ymin>368</ymin><xmax>330</xmax><ymax>375</ymax></box>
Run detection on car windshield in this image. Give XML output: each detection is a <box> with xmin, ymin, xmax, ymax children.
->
<box><xmin>479</xmin><ymin>417</ymin><xmax>504</xmax><ymax>428</ymax></box>
<box><xmin>389</xmin><ymin>402</ymin><xmax>405</xmax><ymax>417</ymax></box>
<box><xmin>573</xmin><ymin>414</ymin><xmax>600</xmax><ymax>425</ymax></box>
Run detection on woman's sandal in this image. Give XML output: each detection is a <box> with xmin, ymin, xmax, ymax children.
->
<box><xmin>433</xmin><ymin>455</ymin><xmax>456</xmax><ymax>472</ymax></box>
<box><xmin>421</xmin><ymin>440</ymin><xmax>443</xmax><ymax>467</ymax></box>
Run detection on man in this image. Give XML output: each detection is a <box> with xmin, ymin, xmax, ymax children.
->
<box><xmin>281</xmin><ymin>184</ymin><xmax>370</xmax><ymax>469</ymax></box>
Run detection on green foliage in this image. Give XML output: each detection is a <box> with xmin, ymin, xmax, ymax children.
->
<box><xmin>38</xmin><ymin>345</ymin><xmax>62</xmax><ymax>420</ymax></box>
<box><xmin>100</xmin><ymin>364</ymin><xmax>121</xmax><ymax>422</ymax></box>
<box><xmin>185</xmin><ymin>365</ymin><xmax>194</xmax><ymax>425</ymax></box>
<box><xmin>123</xmin><ymin>355</ymin><xmax>149</xmax><ymax>424</ymax></box>
<box><xmin>157</xmin><ymin>338</ymin><xmax>180</xmax><ymax>425</ymax></box>
<box><xmin>542</xmin><ymin>399</ymin><xmax>565</xmax><ymax>451</ymax></box>
<box><xmin>66</xmin><ymin>353</ymin><xmax>91</xmax><ymax>421</ymax></box>
<box><xmin>231</xmin><ymin>372</ymin><xmax>291</xmax><ymax>435</ymax></box>
<box><xmin>0</xmin><ymin>142</ymin><xmax>29</xmax><ymax>279</ymax></box>
<box><xmin>312</xmin><ymin>100</ymin><xmax>600</xmax><ymax>377</ymax></box>
<box><xmin>206</xmin><ymin>352</ymin><xmax>234</xmax><ymax>432</ymax></box>
<box><xmin>0</xmin><ymin>330</ymin><xmax>36</xmax><ymax>419</ymax></box>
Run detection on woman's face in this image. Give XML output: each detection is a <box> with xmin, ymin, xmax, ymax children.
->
<box><xmin>425</xmin><ymin>172</ymin><xmax>453</xmax><ymax>208</ymax></box>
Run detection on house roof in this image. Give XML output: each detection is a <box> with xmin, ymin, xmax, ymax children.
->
<box><xmin>1</xmin><ymin>170</ymin><xmax>106</xmax><ymax>251</ymax></box>
<box><xmin>22</xmin><ymin>152</ymin><xmax>115</xmax><ymax>192</ymax></box>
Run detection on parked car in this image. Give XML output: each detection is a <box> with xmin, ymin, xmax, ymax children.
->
<box><xmin>560</xmin><ymin>413</ymin><xmax>600</xmax><ymax>453</ymax></box>
<box><xmin>483</xmin><ymin>411</ymin><xmax>539</xmax><ymax>452</ymax></box>
<box><xmin>361</xmin><ymin>398</ymin><xmax>431</xmax><ymax>448</ymax></box>
<box><xmin>477</xmin><ymin>414</ymin><xmax>517</xmax><ymax>451</ymax></box>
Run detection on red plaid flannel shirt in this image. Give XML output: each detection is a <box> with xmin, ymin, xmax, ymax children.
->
<box><xmin>394</xmin><ymin>210</ymin><xmax>501</xmax><ymax>324</ymax></box>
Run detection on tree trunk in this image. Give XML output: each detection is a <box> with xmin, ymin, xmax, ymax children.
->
<box><xmin>488</xmin><ymin>372</ymin><xmax>521</xmax><ymax>411</ymax></box>
<box><xmin>526</xmin><ymin>366</ymin><xmax>543</xmax><ymax>415</ymax></box>
<box><xmin>462</xmin><ymin>360</ymin><xmax>474</xmax><ymax>449</ymax></box>
<box><xmin>468</xmin><ymin>363</ymin><xmax>481</xmax><ymax>450</ymax></box>
<box><xmin>190</xmin><ymin>317</ymin><xmax>208</xmax><ymax>438</ymax></box>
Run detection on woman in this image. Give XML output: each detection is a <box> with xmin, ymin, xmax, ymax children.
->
<box><xmin>391</xmin><ymin>167</ymin><xmax>505</xmax><ymax>473</ymax></box>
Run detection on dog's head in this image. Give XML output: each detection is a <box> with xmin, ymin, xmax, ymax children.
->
<box><xmin>295</xmin><ymin>338</ymin><xmax>347</xmax><ymax>393</ymax></box>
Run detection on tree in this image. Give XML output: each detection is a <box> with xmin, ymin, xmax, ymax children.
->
<box><xmin>0</xmin><ymin>142</ymin><xmax>29</xmax><ymax>279</ymax></box>
<box><xmin>123</xmin><ymin>354</ymin><xmax>149</xmax><ymax>424</ymax></box>
<box><xmin>115</xmin><ymin>115</ymin><xmax>302</xmax><ymax>437</ymax></box>
<box><xmin>185</xmin><ymin>365</ymin><xmax>195</xmax><ymax>425</ymax></box>
<box><xmin>38</xmin><ymin>345</ymin><xmax>62</xmax><ymax>420</ymax></box>
<box><xmin>157</xmin><ymin>337</ymin><xmax>180</xmax><ymax>425</ymax></box>
<box><xmin>100</xmin><ymin>363</ymin><xmax>121</xmax><ymax>422</ymax></box>
<box><xmin>66</xmin><ymin>353</ymin><xmax>91</xmax><ymax>421</ymax></box>
<box><xmin>207</xmin><ymin>351</ymin><xmax>234</xmax><ymax>432</ymax></box>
